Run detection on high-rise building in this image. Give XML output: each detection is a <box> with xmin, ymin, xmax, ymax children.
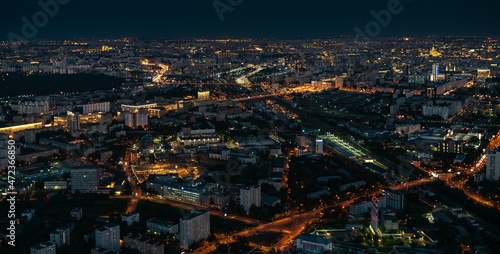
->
<box><xmin>95</xmin><ymin>223</ymin><xmax>120</xmax><ymax>252</ymax></box>
<box><xmin>385</xmin><ymin>190</ymin><xmax>405</xmax><ymax>210</ymax></box>
<box><xmin>370</xmin><ymin>196</ymin><xmax>379</xmax><ymax>232</ymax></box>
<box><xmin>315</xmin><ymin>139</ymin><xmax>324</xmax><ymax>154</ymax></box>
<box><xmin>240</xmin><ymin>185</ymin><xmax>261</xmax><ymax>213</ymax></box>
<box><xmin>486</xmin><ymin>149</ymin><xmax>500</xmax><ymax>181</ymax></box>
<box><xmin>124</xmin><ymin>111</ymin><xmax>148</xmax><ymax>128</ymax></box>
<box><xmin>67</xmin><ymin>111</ymin><xmax>81</xmax><ymax>132</ymax></box>
<box><xmin>70</xmin><ymin>167</ymin><xmax>99</xmax><ymax>193</ymax></box>
<box><xmin>50</xmin><ymin>226</ymin><xmax>70</xmax><ymax>247</ymax></box>
<box><xmin>431</xmin><ymin>63</ymin><xmax>439</xmax><ymax>82</ymax></box>
<box><xmin>30</xmin><ymin>242</ymin><xmax>56</xmax><ymax>254</ymax></box>
<box><xmin>179</xmin><ymin>210</ymin><xmax>210</xmax><ymax>248</ymax></box>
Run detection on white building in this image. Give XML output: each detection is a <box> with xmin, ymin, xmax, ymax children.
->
<box><xmin>486</xmin><ymin>149</ymin><xmax>500</xmax><ymax>181</ymax></box>
<box><xmin>349</xmin><ymin>191</ymin><xmax>405</xmax><ymax>216</ymax></box>
<box><xmin>431</xmin><ymin>63</ymin><xmax>439</xmax><ymax>82</ymax></box>
<box><xmin>30</xmin><ymin>242</ymin><xmax>56</xmax><ymax>254</ymax></box>
<box><xmin>395</xmin><ymin>124</ymin><xmax>421</xmax><ymax>135</ymax></box>
<box><xmin>122</xmin><ymin>212</ymin><xmax>140</xmax><ymax>226</ymax></box>
<box><xmin>50</xmin><ymin>226</ymin><xmax>71</xmax><ymax>247</ymax></box>
<box><xmin>315</xmin><ymin>139</ymin><xmax>324</xmax><ymax>154</ymax></box>
<box><xmin>240</xmin><ymin>185</ymin><xmax>261</xmax><ymax>213</ymax></box>
<box><xmin>70</xmin><ymin>167</ymin><xmax>99</xmax><ymax>193</ymax></box>
<box><xmin>95</xmin><ymin>223</ymin><xmax>120</xmax><ymax>252</ymax></box>
<box><xmin>178</xmin><ymin>124</ymin><xmax>219</xmax><ymax>146</ymax></box>
<box><xmin>78</xmin><ymin>102</ymin><xmax>111</xmax><ymax>114</ymax></box>
<box><xmin>381</xmin><ymin>214</ymin><xmax>398</xmax><ymax>231</ymax></box>
<box><xmin>12</xmin><ymin>100</ymin><xmax>49</xmax><ymax>115</ymax></box>
<box><xmin>179</xmin><ymin>210</ymin><xmax>210</xmax><ymax>248</ymax></box>
<box><xmin>422</xmin><ymin>104</ymin><xmax>450</xmax><ymax>119</ymax></box>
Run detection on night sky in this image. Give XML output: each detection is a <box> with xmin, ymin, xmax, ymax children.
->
<box><xmin>1</xmin><ymin>0</ymin><xmax>498</xmax><ymax>40</ymax></box>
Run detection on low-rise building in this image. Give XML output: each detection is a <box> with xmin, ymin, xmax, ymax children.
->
<box><xmin>381</xmin><ymin>214</ymin><xmax>399</xmax><ymax>231</ymax></box>
<box><xmin>44</xmin><ymin>180</ymin><xmax>68</xmax><ymax>191</ymax></box>
<box><xmin>122</xmin><ymin>212</ymin><xmax>140</xmax><ymax>226</ymax></box>
<box><xmin>30</xmin><ymin>242</ymin><xmax>56</xmax><ymax>254</ymax></box>
<box><xmin>147</xmin><ymin>218</ymin><xmax>179</xmax><ymax>235</ymax></box>
<box><xmin>295</xmin><ymin>234</ymin><xmax>332</xmax><ymax>253</ymax></box>
<box><xmin>124</xmin><ymin>235</ymin><xmax>164</xmax><ymax>254</ymax></box>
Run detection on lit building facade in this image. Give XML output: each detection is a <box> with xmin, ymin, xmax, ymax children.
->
<box><xmin>67</xmin><ymin>111</ymin><xmax>81</xmax><ymax>132</ymax></box>
<box><xmin>70</xmin><ymin>167</ymin><xmax>99</xmax><ymax>193</ymax></box>
<box><xmin>240</xmin><ymin>185</ymin><xmax>261</xmax><ymax>213</ymax></box>
<box><xmin>179</xmin><ymin>210</ymin><xmax>210</xmax><ymax>248</ymax></box>
<box><xmin>486</xmin><ymin>149</ymin><xmax>500</xmax><ymax>181</ymax></box>
<box><xmin>95</xmin><ymin>223</ymin><xmax>120</xmax><ymax>252</ymax></box>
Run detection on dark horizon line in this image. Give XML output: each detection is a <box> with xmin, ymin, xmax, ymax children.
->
<box><xmin>2</xmin><ymin>34</ymin><xmax>500</xmax><ymax>43</ymax></box>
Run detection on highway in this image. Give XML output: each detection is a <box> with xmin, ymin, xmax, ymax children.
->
<box><xmin>389</xmin><ymin>177</ymin><xmax>438</xmax><ymax>191</ymax></box>
<box><xmin>193</xmin><ymin>199</ymin><xmax>355</xmax><ymax>254</ymax></box>
<box><xmin>410</xmin><ymin>159</ymin><xmax>497</xmax><ymax>208</ymax></box>
<box><xmin>144</xmin><ymin>197</ymin><xmax>261</xmax><ymax>225</ymax></box>
<box><xmin>140</xmin><ymin>59</ymin><xmax>170</xmax><ymax>83</ymax></box>
<box><xmin>124</xmin><ymin>161</ymin><xmax>141</xmax><ymax>214</ymax></box>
